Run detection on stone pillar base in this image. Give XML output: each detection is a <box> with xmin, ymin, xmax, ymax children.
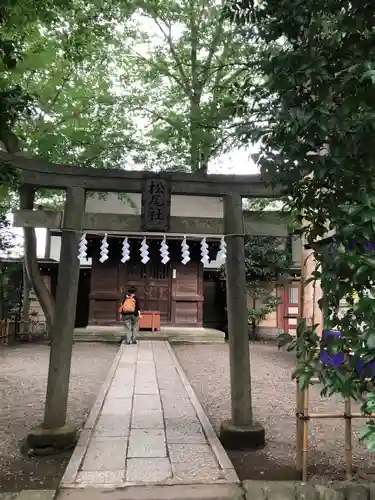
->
<box><xmin>219</xmin><ymin>419</ymin><xmax>265</xmax><ymax>450</ymax></box>
<box><xmin>26</xmin><ymin>423</ymin><xmax>78</xmax><ymax>455</ymax></box>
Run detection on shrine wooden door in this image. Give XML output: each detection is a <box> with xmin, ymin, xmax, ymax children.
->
<box><xmin>146</xmin><ymin>263</ymin><xmax>171</xmax><ymax>322</ymax></box>
<box><xmin>122</xmin><ymin>261</ymin><xmax>171</xmax><ymax>323</ymax></box>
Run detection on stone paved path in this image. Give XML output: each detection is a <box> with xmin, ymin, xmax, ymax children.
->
<box><xmin>61</xmin><ymin>341</ymin><xmax>238</xmax><ymax>488</ymax></box>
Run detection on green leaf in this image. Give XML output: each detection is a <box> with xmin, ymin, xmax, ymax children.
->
<box><xmin>367</xmin><ymin>333</ymin><xmax>375</xmax><ymax>349</ymax></box>
<box><xmin>230</xmin><ymin>0</ymin><xmax>375</xmax><ymax>409</ymax></box>
<box><xmin>278</xmin><ymin>332</ymin><xmax>293</xmax><ymax>348</ymax></box>
<box><xmin>361</xmin><ymin>69</ymin><xmax>375</xmax><ymax>84</ymax></box>
<box><xmin>296</xmin><ymin>319</ymin><xmax>306</xmax><ymax>337</ymax></box>
<box><xmin>299</xmin><ymin>372</ymin><xmax>311</xmax><ymax>391</ymax></box>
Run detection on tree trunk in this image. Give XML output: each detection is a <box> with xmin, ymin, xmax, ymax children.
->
<box><xmin>251</xmin><ymin>297</ymin><xmax>257</xmax><ymax>340</ymax></box>
<box><xmin>19</xmin><ymin>185</ymin><xmax>55</xmax><ymax>333</ymax></box>
<box><xmin>190</xmin><ymin>97</ymin><xmax>202</xmax><ymax>173</ymax></box>
<box><xmin>251</xmin><ymin>319</ymin><xmax>257</xmax><ymax>340</ymax></box>
<box><xmin>0</xmin><ymin>124</ymin><xmax>55</xmax><ymax>333</ymax></box>
<box><xmin>189</xmin><ymin>4</ymin><xmax>204</xmax><ymax>175</ymax></box>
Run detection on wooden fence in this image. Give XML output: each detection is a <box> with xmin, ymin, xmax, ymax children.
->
<box><xmin>0</xmin><ymin>318</ymin><xmax>48</xmax><ymax>345</ymax></box>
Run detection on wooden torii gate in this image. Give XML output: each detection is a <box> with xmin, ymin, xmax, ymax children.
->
<box><xmin>4</xmin><ymin>153</ymin><xmax>279</xmax><ymax>451</ymax></box>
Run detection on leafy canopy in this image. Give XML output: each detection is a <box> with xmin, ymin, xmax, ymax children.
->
<box><xmin>0</xmin><ymin>0</ymin><xmax>135</xmax><ymax>331</ymax></box>
<box><xmin>0</xmin><ymin>0</ymin><xmax>137</xmax><ymax>209</ymax></box>
<box><xmin>244</xmin><ymin>235</ymin><xmax>291</xmax><ymax>290</ymax></box>
<box><xmin>114</xmin><ymin>0</ymin><xmax>256</xmax><ymax>172</ymax></box>
<box><xmin>231</xmin><ymin>0</ymin><xmax>375</xmax><ymax>447</ymax></box>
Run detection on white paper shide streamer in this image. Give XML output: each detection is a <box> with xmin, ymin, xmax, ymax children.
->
<box><xmin>140</xmin><ymin>237</ymin><xmax>150</xmax><ymax>264</ymax></box>
<box><xmin>181</xmin><ymin>236</ymin><xmax>190</xmax><ymax>265</ymax></box>
<box><xmin>160</xmin><ymin>236</ymin><xmax>170</xmax><ymax>264</ymax></box>
<box><xmin>216</xmin><ymin>236</ymin><xmax>227</xmax><ymax>262</ymax></box>
<box><xmin>121</xmin><ymin>237</ymin><xmax>130</xmax><ymax>263</ymax></box>
<box><xmin>78</xmin><ymin>233</ymin><xmax>88</xmax><ymax>260</ymax></box>
<box><xmin>99</xmin><ymin>233</ymin><xmax>109</xmax><ymax>263</ymax></box>
<box><xmin>200</xmin><ymin>237</ymin><xmax>209</xmax><ymax>265</ymax></box>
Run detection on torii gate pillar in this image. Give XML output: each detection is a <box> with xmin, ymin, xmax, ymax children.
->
<box><xmin>219</xmin><ymin>193</ymin><xmax>265</xmax><ymax>449</ymax></box>
<box><xmin>26</xmin><ymin>187</ymin><xmax>85</xmax><ymax>451</ymax></box>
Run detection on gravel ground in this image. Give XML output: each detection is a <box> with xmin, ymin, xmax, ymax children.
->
<box><xmin>174</xmin><ymin>341</ymin><xmax>375</xmax><ymax>483</ymax></box>
<box><xmin>0</xmin><ymin>342</ymin><xmax>118</xmax><ymax>493</ymax></box>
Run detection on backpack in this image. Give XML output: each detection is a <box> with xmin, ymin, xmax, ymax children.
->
<box><xmin>120</xmin><ymin>295</ymin><xmax>136</xmax><ymax>314</ymax></box>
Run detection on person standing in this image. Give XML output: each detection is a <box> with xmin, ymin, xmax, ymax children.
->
<box><xmin>119</xmin><ymin>286</ymin><xmax>140</xmax><ymax>344</ymax></box>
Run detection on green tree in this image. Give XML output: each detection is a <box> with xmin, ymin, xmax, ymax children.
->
<box><xmin>230</xmin><ymin>0</ymin><xmax>375</xmax><ymax>447</ymax></box>
<box><xmin>244</xmin><ymin>235</ymin><xmax>291</xmax><ymax>339</ymax></box>
<box><xmin>0</xmin><ymin>0</ymin><xmax>134</xmax><ymax>332</ymax></box>
<box><xmin>12</xmin><ymin>25</ymin><xmax>137</xmax><ymax>168</ymax></box>
<box><xmin>0</xmin><ymin>0</ymin><xmax>130</xmax><ymax>157</ymax></box>
<box><xmin>0</xmin><ymin>215</ymin><xmax>21</xmax><ymax>321</ymax></box>
<box><xmin>116</xmin><ymin>0</ymin><xmax>255</xmax><ymax>173</ymax></box>
<box><xmin>0</xmin><ymin>261</ymin><xmax>22</xmax><ymax>320</ymax></box>
<box><xmin>0</xmin><ymin>213</ymin><xmax>16</xmax><ymax>255</ymax></box>
<box><xmin>222</xmin><ymin>232</ymin><xmax>291</xmax><ymax>339</ymax></box>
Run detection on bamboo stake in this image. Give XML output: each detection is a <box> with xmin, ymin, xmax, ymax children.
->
<box><xmin>342</xmin><ymin>350</ymin><xmax>353</xmax><ymax>480</ymax></box>
<box><xmin>294</xmin><ymin>239</ymin><xmax>372</xmax><ymax>480</ymax></box>
<box><xmin>344</xmin><ymin>395</ymin><xmax>353</xmax><ymax>479</ymax></box>
<box><xmin>298</xmin><ymin>239</ymin><xmax>309</xmax><ymax>481</ymax></box>
<box><xmin>296</xmin><ymin>377</ymin><xmax>303</xmax><ymax>476</ymax></box>
<box><xmin>309</xmin><ymin>377</ymin><xmax>322</xmax><ymax>384</ymax></box>
<box><xmin>302</xmin><ymin>385</ymin><xmax>309</xmax><ymax>482</ymax></box>
<box><xmin>310</xmin><ymin>376</ymin><xmax>374</xmax><ymax>384</ymax></box>
<box><xmin>308</xmin><ymin>412</ymin><xmax>375</xmax><ymax>419</ymax></box>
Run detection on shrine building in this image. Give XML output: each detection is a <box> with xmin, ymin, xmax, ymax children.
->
<box><xmin>39</xmin><ymin>190</ymin><xmax>302</xmax><ymax>334</ymax></box>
